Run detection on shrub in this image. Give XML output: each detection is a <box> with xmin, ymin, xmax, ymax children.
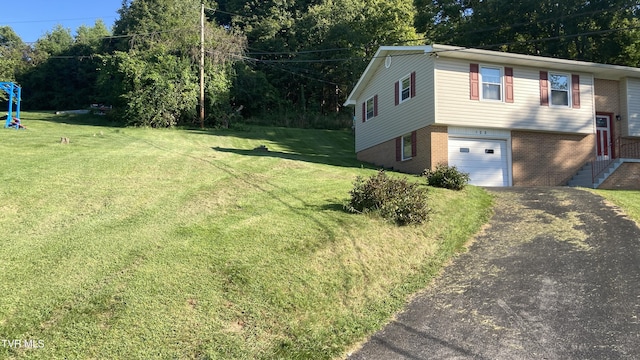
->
<box><xmin>346</xmin><ymin>170</ymin><xmax>430</xmax><ymax>225</ymax></box>
<box><xmin>422</xmin><ymin>164</ymin><xmax>470</xmax><ymax>190</ymax></box>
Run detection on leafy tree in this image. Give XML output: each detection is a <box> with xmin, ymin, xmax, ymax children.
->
<box><xmin>420</xmin><ymin>0</ymin><xmax>640</xmax><ymax>67</ymax></box>
<box><xmin>218</xmin><ymin>0</ymin><xmax>422</xmax><ymax>124</ymax></box>
<box><xmin>414</xmin><ymin>0</ymin><xmax>471</xmax><ymax>44</ymax></box>
<box><xmin>103</xmin><ymin>0</ymin><xmax>246</xmax><ymax>127</ymax></box>
<box><xmin>18</xmin><ymin>22</ymin><xmax>111</xmax><ymax>110</ymax></box>
<box><xmin>0</xmin><ymin>27</ymin><xmax>28</xmax><ymax>84</ymax></box>
<box><xmin>231</xmin><ymin>62</ymin><xmax>284</xmax><ymax>118</ymax></box>
<box><xmin>76</xmin><ymin>20</ymin><xmax>111</xmax><ymax>48</ymax></box>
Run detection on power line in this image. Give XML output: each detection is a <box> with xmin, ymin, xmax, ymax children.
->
<box><xmin>246</xmin><ymin>47</ymin><xmax>352</xmax><ymax>56</ymax></box>
<box><xmin>22</xmin><ymin>21</ymin><xmax>640</xmax><ymax>64</ymax></box>
<box><xmin>4</xmin><ymin>3</ymin><xmax>637</xmax><ymax>65</ymax></box>
<box><xmin>2</xmin><ymin>26</ymin><xmax>199</xmax><ymax>46</ymax></box>
<box><xmin>1</xmin><ymin>16</ymin><xmax>116</xmax><ymax>25</ymax></box>
<box><xmin>472</xmin><ymin>23</ymin><xmax>640</xmax><ymax>53</ymax></box>
<box><xmin>204</xmin><ymin>7</ymin><xmax>244</xmax><ymax>18</ymax></box>
<box><xmin>254</xmin><ymin>59</ymin><xmax>345</xmax><ymax>87</ymax></box>
<box><xmin>438</xmin><ymin>2</ymin><xmax>639</xmax><ymax>37</ymax></box>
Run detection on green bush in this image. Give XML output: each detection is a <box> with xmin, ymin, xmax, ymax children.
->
<box><xmin>346</xmin><ymin>170</ymin><xmax>430</xmax><ymax>225</ymax></box>
<box><xmin>422</xmin><ymin>164</ymin><xmax>470</xmax><ymax>190</ymax></box>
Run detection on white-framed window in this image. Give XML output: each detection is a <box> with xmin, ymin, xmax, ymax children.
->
<box><xmin>402</xmin><ymin>133</ymin><xmax>412</xmax><ymax>160</ymax></box>
<box><xmin>549</xmin><ymin>73</ymin><xmax>570</xmax><ymax>106</ymax></box>
<box><xmin>400</xmin><ymin>74</ymin><xmax>412</xmax><ymax>103</ymax></box>
<box><xmin>366</xmin><ymin>96</ymin><xmax>375</xmax><ymax>120</ymax></box>
<box><xmin>480</xmin><ymin>66</ymin><xmax>502</xmax><ymax>101</ymax></box>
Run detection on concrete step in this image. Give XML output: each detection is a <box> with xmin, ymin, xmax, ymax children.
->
<box><xmin>567</xmin><ymin>159</ymin><xmax>627</xmax><ymax>188</ymax></box>
<box><xmin>567</xmin><ymin>162</ymin><xmax>594</xmax><ymax>188</ymax></box>
<box><xmin>593</xmin><ymin>158</ymin><xmax>623</xmax><ymax>188</ymax></box>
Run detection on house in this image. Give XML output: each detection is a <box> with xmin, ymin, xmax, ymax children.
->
<box><xmin>343</xmin><ymin>44</ymin><xmax>640</xmax><ymax>187</ymax></box>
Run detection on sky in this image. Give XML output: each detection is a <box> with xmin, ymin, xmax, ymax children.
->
<box><xmin>2</xmin><ymin>0</ymin><xmax>123</xmax><ymax>43</ymax></box>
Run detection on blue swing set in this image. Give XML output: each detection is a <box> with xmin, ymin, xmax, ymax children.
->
<box><xmin>1</xmin><ymin>82</ymin><xmax>22</xmax><ymax>129</ymax></box>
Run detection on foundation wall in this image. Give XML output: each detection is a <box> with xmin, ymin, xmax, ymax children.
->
<box><xmin>356</xmin><ymin>125</ymin><xmax>448</xmax><ymax>174</ymax></box>
<box><xmin>512</xmin><ymin>131</ymin><xmax>595</xmax><ymax>186</ymax></box>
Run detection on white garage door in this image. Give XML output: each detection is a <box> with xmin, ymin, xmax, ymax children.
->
<box><xmin>448</xmin><ymin>138</ymin><xmax>509</xmax><ymax>187</ymax></box>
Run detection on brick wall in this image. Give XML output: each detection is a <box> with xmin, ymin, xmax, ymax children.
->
<box><xmin>356</xmin><ymin>125</ymin><xmax>448</xmax><ymax>174</ymax></box>
<box><xmin>512</xmin><ymin>131</ymin><xmax>595</xmax><ymax>186</ymax></box>
<box><xmin>594</xmin><ymin>79</ymin><xmax>620</xmax><ymax>114</ymax></box>
<box><xmin>598</xmin><ymin>163</ymin><xmax>640</xmax><ymax>190</ymax></box>
<box><xmin>430</xmin><ymin>126</ymin><xmax>449</xmax><ymax>168</ymax></box>
<box><xmin>594</xmin><ymin>79</ymin><xmax>621</xmax><ymax>140</ymax></box>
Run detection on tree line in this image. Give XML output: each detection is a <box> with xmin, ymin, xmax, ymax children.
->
<box><xmin>1</xmin><ymin>0</ymin><xmax>638</xmax><ymax>128</ymax></box>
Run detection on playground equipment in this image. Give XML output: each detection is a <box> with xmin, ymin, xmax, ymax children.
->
<box><xmin>1</xmin><ymin>82</ymin><xmax>22</xmax><ymax>129</ymax></box>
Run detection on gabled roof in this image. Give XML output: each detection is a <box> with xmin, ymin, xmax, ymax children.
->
<box><xmin>343</xmin><ymin>43</ymin><xmax>640</xmax><ymax>106</ymax></box>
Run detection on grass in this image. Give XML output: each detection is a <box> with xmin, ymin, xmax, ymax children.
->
<box><xmin>0</xmin><ymin>112</ymin><xmax>493</xmax><ymax>359</ymax></box>
<box><xmin>593</xmin><ymin>189</ymin><xmax>640</xmax><ymax>225</ymax></box>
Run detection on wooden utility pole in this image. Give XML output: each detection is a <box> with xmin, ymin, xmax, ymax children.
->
<box><xmin>199</xmin><ymin>2</ymin><xmax>205</xmax><ymax>128</ymax></box>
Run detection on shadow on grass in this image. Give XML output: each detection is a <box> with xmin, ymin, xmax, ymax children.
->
<box><xmin>317</xmin><ymin>202</ymin><xmax>347</xmax><ymax>212</ymax></box>
<box><xmin>188</xmin><ymin>124</ymin><xmax>384</xmax><ymax>170</ymax></box>
<box><xmin>212</xmin><ymin>146</ymin><xmax>372</xmax><ymax>169</ymax></box>
<box><xmin>27</xmin><ymin>112</ymin><xmax>124</xmax><ymax>128</ymax></box>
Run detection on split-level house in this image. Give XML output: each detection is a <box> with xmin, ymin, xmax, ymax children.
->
<box><xmin>344</xmin><ymin>44</ymin><xmax>640</xmax><ymax>187</ymax></box>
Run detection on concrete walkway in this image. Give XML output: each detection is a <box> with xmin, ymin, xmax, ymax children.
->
<box><xmin>348</xmin><ymin>187</ymin><xmax>640</xmax><ymax>359</ymax></box>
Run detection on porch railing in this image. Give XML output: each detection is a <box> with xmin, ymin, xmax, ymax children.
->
<box><xmin>592</xmin><ymin>137</ymin><xmax>640</xmax><ymax>183</ymax></box>
<box><xmin>619</xmin><ymin>138</ymin><xmax>640</xmax><ymax>158</ymax></box>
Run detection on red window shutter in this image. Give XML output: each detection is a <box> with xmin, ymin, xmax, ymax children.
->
<box><xmin>540</xmin><ymin>71</ymin><xmax>549</xmax><ymax>106</ymax></box>
<box><xmin>572</xmin><ymin>74</ymin><xmax>580</xmax><ymax>108</ymax></box>
<box><xmin>395</xmin><ymin>81</ymin><xmax>400</xmax><ymax>106</ymax></box>
<box><xmin>505</xmin><ymin>67</ymin><xmax>514</xmax><ymax>103</ymax></box>
<box><xmin>411</xmin><ymin>131</ymin><xmax>417</xmax><ymax>157</ymax></box>
<box><xmin>410</xmin><ymin>71</ymin><xmax>416</xmax><ymax>98</ymax></box>
<box><xmin>374</xmin><ymin>95</ymin><xmax>378</xmax><ymax>116</ymax></box>
<box><xmin>469</xmin><ymin>64</ymin><xmax>479</xmax><ymax>100</ymax></box>
<box><xmin>362</xmin><ymin>102</ymin><xmax>366</xmax><ymax>122</ymax></box>
<box><xmin>396</xmin><ymin>137</ymin><xmax>402</xmax><ymax>161</ymax></box>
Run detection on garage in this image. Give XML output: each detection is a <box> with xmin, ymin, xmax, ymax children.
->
<box><xmin>448</xmin><ymin>138</ymin><xmax>509</xmax><ymax>186</ymax></box>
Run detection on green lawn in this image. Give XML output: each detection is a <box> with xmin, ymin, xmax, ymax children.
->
<box><xmin>593</xmin><ymin>189</ymin><xmax>640</xmax><ymax>225</ymax></box>
<box><xmin>1</xmin><ymin>112</ymin><xmax>493</xmax><ymax>359</ymax></box>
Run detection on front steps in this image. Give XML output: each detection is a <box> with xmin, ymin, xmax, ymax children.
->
<box><xmin>567</xmin><ymin>159</ymin><xmax>623</xmax><ymax>188</ymax></box>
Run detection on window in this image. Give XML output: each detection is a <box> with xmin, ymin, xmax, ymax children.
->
<box><xmin>366</xmin><ymin>97</ymin><xmax>375</xmax><ymax>120</ymax></box>
<box><xmin>362</xmin><ymin>95</ymin><xmax>378</xmax><ymax>122</ymax></box>
<box><xmin>395</xmin><ymin>72</ymin><xmax>416</xmax><ymax>105</ymax></box>
<box><xmin>481</xmin><ymin>66</ymin><xmax>502</xmax><ymax>101</ymax></box>
<box><xmin>401</xmin><ymin>75</ymin><xmax>411</xmax><ymax>102</ymax></box>
<box><xmin>549</xmin><ymin>73</ymin><xmax>569</xmax><ymax>106</ymax></box>
<box><xmin>471</xmin><ymin>64</ymin><xmax>513</xmax><ymax>102</ymax></box>
<box><xmin>396</xmin><ymin>131</ymin><xmax>417</xmax><ymax>161</ymax></box>
<box><xmin>402</xmin><ymin>133</ymin><xmax>412</xmax><ymax>160</ymax></box>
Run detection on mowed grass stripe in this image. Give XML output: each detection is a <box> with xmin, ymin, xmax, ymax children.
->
<box><xmin>1</xmin><ymin>113</ymin><xmax>493</xmax><ymax>359</ymax></box>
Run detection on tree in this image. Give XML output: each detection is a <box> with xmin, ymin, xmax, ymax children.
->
<box><xmin>18</xmin><ymin>22</ymin><xmax>112</xmax><ymax>110</ymax></box>
<box><xmin>426</xmin><ymin>0</ymin><xmax>640</xmax><ymax>66</ymax></box>
<box><xmin>414</xmin><ymin>0</ymin><xmax>472</xmax><ymax>44</ymax></box>
<box><xmin>0</xmin><ymin>27</ymin><xmax>27</xmax><ymax>84</ymax></box>
<box><xmin>218</xmin><ymin>0</ymin><xmax>422</xmax><ymax>124</ymax></box>
<box><xmin>102</xmin><ymin>0</ymin><xmax>246</xmax><ymax>127</ymax></box>
<box><xmin>76</xmin><ymin>20</ymin><xmax>111</xmax><ymax>48</ymax></box>
<box><xmin>296</xmin><ymin>0</ymin><xmax>422</xmax><ymax>113</ymax></box>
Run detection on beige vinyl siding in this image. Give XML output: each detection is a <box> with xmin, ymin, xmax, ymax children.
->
<box><xmin>355</xmin><ymin>52</ymin><xmax>435</xmax><ymax>152</ymax></box>
<box><xmin>434</xmin><ymin>58</ymin><xmax>594</xmax><ymax>134</ymax></box>
<box><xmin>625</xmin><ymin>78</ymin><xmax>640</xmax><ymax>137</ymax></box>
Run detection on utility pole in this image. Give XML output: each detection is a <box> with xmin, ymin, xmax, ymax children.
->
<box><xmin>199</xmin><ymin>2</ymin><xmax>205</xmax><ymax>128</ymax></box>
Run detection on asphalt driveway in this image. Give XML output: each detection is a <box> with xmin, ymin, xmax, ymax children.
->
<box><xmin>348</xmin><ymin>187</ymin><xmax>640</xmax><ymax>359</ymax></box>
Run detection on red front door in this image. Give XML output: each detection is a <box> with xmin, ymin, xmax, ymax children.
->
<box><xmin>596</xmin><ymin>115</ymin><xmax>611</xmax><ymax>160</ymax></box>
